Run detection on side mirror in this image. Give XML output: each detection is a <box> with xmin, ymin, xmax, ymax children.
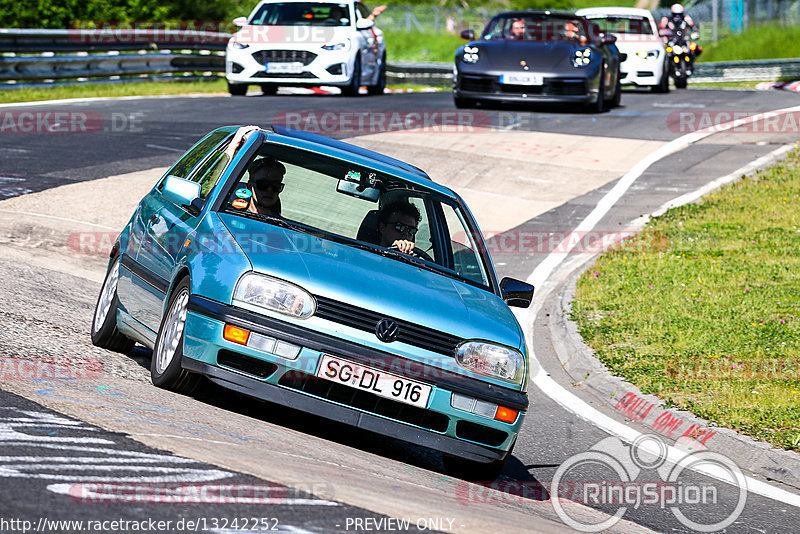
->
<box><xmin>162</xmin><ymin>175</ymin><xmax>202</xmax><ymax>214</ymax></box>
<box><xmin>233</xmin><ymin>17</ymin><xmax>248</xmax><ymax>28</ymax></box>
<box><xmin>460</xmin><ymin>29</ymin><xmax>475</xmax><ymax>41</ymax></box>
<box><xmin>356</xmin><ymin>19</ymin><xmax>374</xmax><ymax>30</ymax></box>
<box><xmin>500</xmin><ymin>277</ymin><xmax>534</xmax><ymax>308</ymax></box>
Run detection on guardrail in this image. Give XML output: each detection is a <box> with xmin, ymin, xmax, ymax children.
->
<box><xmin>2</xmin><ymin>28</ymin><xmax>799</xmax><ymax>86</ymax></box>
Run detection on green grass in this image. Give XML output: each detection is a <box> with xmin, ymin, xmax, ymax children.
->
<box><xmin>384</xmin><ymin>29</ymin><xmax>464</xmax><ymax>64</ymax></box>
<box><xmin>699</xmin><ymin>23</ymin><xmax>800</xmax><ymax>62</ymax></box>
<box><xmin>572</xmin><ymin>148</ymin><xmax>800</xmax><ymax>450</ymax></box>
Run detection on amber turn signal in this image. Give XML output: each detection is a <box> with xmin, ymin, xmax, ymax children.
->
<box><xmin>494</xmin><ymin>406</ymin><xmax>519</xmax><ymax>424</ymax></box>
<box><xmin>223</xmin><ymin>324</ymin><xmax>250</xmax><ymax>345</ymax></box>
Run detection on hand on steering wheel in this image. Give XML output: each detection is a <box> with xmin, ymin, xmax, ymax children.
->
<box><xmin>388</xmin><ymin>241</ymin><xmax>433</xmax><ymax>262</ymax></box>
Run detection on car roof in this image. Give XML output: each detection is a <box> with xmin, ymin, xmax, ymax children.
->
<box><xmin>253</xmin><ymin>0</ymin><xmax>356</xmax><ymax>5</ymax></box>
<box><xmin>255</xmin><ymin>125</ymin><xmax>457</xmax><ymax>198</ymax></box>
<box><xmin>491</xmin><ymin>10</ymin><xmax>583</xmax><ymax>18</ymax></box>
<box><xmin>575</xmin><ymin>7</ymin><xmax>656</xmax><ymax>18</ymax></box>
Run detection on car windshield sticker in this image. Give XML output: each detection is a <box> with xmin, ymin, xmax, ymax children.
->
<box><xmin>232</xmin><ymin>198</ymin><xmax>248</xmax><ymax>209</ymax></box>
<box><xmin>235</xmin><ymin>188</ymin><xmax>252</xmax><ymax>199</ymax></box>
<box><xmin>345</xmin><ymin>170</ymin><xmax>361</xmax><ymax>182</ymax></box>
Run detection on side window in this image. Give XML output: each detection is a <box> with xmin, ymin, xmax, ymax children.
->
<box><xmin>189</xmin><ymin>150</ymin><xmax>230</xmax><ymax>199</ymax></box>
<box><xmin>407</xmin><ymin>197</ymin><xmax>433</xmax><ymax>258</ymax></box>
<box><xmin>167</xmin><ymin>131</ymin><xmax>230</xmax><ymax>181</ymax></box>
<box><xmin>441</xmin><ymin>204</ymin><xmax>488</xmax><ymax>286</ymax></box>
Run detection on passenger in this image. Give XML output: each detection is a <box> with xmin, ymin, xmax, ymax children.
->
<box><xmin>509</xmin><ymin>18</ymin><xmax>526</xmax><ymax>40</ymax></box>
<box><xmin>247</xmin><ymin>157</ymin><xmax>286</xmax><ymax>216</ymax></box>
<box><xmin>377</xmin><ymin>200</ymin><xmax>420</xmax><ymax>255</ymax></box>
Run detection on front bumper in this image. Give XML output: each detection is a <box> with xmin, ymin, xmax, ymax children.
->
<box><xmin>454</xmin><ymin>70</ymin><xmax>599</xmax><ymax>104</ymax></box>
<box><xmin>183</xmin><ymin>295</ymin><xmax>528</xmax><ymax>463</ymax></box>
<box><xmin>619</xmin><ymin>53</ymin><xmax>664</xmax><ymax>86</ymax></box>
<box><xmin>226</xmin><ymin>46</ymin><xmax>353</xmax><ymax>87</ymax></box>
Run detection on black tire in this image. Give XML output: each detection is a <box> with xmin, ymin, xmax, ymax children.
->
<box><xmin>91</xmin><ymin>256</ymin><xmax>135</xmax><ymax>353</ymax></box>
<box><xmin>443</xmin><ymin>441</ymin><xmax>514</xmax><ymax>481</ymax></box>
<box><xmin>341</xmin><ymin>56</ymin><xmax>361</xmax><ymax>96</ymax></box>
<box><xmin>675</xmin><ymin>62</ymin><xmax>688</xmax><ymax>89</ymax></box>
<box><xmin>151</xmin><ymin>277</ymin><xmax>202</xmax><ymax>394</ymax></box>
<box><xmin>367</xmin><ymin>54</ymin><xmax>386</xmax><ymax>95</ymax></box>
<box><xmin>586</xmin><ymin>69</ymin><xmax>605</xmax><ymax>113</ymax></box>
<box><xmin>260</xmin><ymin>84</ymin><xmax>278</xmax><ymax>95</ymax></box>
<box><xmin>453</xmin><ymin>94</ymin><xmax>475</xmax><ymax>109</ymax></box>
<box><xmin>609</xmin><ymin>70</ymin><xmax>622</xmax><ymax>108</ymax></box>
<box><xmin>228</xmin><ymin>82</ymin><xmax>247</xmax><ymax>96</ymax></box>
<box><xmin>652</xmin><ymin>68</ymin><xmax>670</xmax><ymax>93</ymax></box>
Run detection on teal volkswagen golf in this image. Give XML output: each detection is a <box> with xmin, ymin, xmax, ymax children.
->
<box><xmin>91</xmin><ymin>125</ymin><xmax>534</xmax><ymax>479</ymax></box>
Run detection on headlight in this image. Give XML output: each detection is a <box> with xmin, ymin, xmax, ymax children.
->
<box><xmin>455</xmin><ymin>341</ymin><xmax>524</xmax><ymax>384</ymax></box>
<box><xmin>462</xmin><ymin>46</ymin><xmax>479</xmax><ymax>64</ymax></box>
<box><xmin>229</xmin><ymin>39</ymin><xmax>249</xmax><ymax>50</ymax></box>
<box><xmin>635</xmin><ymin>49</ymin><xmax>660</xmax><ymax>59</ymax></box>
<box><xmin>322</xmin><ymin>40</ymin><xmax>350</xmax><ymax>51</ymax></box>
<box><xmin>233</xmin><ymin>273</ymin><xmax>316</xmax><ymax>319</ymax></box>
<box><xmin>572</xmin><ymin>48</ymin><xmax>592</xmax><ymax>67</ymax></box>
<box><xmin>672</xmin><ymin>44</ymin><xmax>683</xmax><ymax>54</ymax></box>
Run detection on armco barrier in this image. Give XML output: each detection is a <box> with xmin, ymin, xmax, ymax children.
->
<box><xmin>1</xmin><ymin>28</ymin><xmax>798</xmax><ymax>86</ymax></box>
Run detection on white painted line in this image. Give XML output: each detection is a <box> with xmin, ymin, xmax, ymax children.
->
<box><xmin>0</xmin><ymin>94</ymin><xmax>223</xmax><ymax>109</ymax></box>
<box><xmin>0</xmin><ymin>209</ymin><xmax>118</xmax><ymax>230</ymax></box>
<box><xmin>146</xmin><ymin>143</ymin><xmax>185</xmax><ymax>153</ymax></box>
<box><xmin>524</xmin><ymin>104</ymin><xmax>800</xmax><ymax>507</ymax></box>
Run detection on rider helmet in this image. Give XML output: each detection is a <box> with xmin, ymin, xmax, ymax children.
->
<box><xmin>671</xmin><ymin>3</ymin><xmax>685</xmax><ymax>20</ymax></box>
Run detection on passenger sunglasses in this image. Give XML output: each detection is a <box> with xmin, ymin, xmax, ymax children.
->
<box><xmin>254</xmin><ymin>182</ymin><xmax>284</xmax><ymax>193</ymax></box>
<box><xmin>393</xmin><ymin>222</ymin><xmax>418</xmax><ymax>238</ymax></box>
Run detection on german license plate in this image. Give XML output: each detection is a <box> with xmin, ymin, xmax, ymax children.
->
<box><xmin>500</xmin><ymin>72</ymin><xmax>543</xmax><ymax>85</ymax></box>
<box><xmin>265</xmin><ymin>62</ymin><xmax>303</xmax><ymax>74</ymax></box>
<box><xmin>316</xmin><ymin>355</ymin><xmax>432</xmax><ymax>408</ymax></box>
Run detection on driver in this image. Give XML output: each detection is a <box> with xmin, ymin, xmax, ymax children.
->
<box><xmin>377</xmin><ymin>200</ymin><xmax>420</xmax><ymax>255</ymax></box>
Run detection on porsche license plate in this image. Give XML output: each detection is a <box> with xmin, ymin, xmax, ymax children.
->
<box><xmin>500</xmin><ymin>72</ymin><xmax>544</xmax><ymax>85</ymax></box>
<box><xmin>265</xmin><ymin>62</ymin><xmax>304</xmax><ymax>74</ymax></box>
<box><xmin>316</xmin><ymin>355</ymin><xmax>432</xmax><ymax>408</ymax></box>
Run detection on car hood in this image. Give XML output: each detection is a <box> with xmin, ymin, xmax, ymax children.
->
<box><xmin>233</xmin><ymin>24</ymin><xmax>351</xmax><ymax>47</ymax></box>
<box><xmin>466</xmin><ymin>40</ymin><xmax>586</xmax><ymax>71</ymax></box>
<box><xmin>219</xmin><ymin>214</ymin><xmax>524</xmax><ymax>350</ymax></box>
<box><xmin>613</xmin><ymin>35</ymin><xmax>662</xmax><ymax>49</ymax></box>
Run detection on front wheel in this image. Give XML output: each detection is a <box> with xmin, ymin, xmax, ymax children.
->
<box><xmin>652</xmin><ymin>68</ymin><xmax>670</xmax><ymax>93</ymax></box>
<box><xmin>367</xmin><ymin>54</ymin><xmax>386</xmax><ymax>95</ymax></box>
<box><xmin>341</xmin><ymin>56</ymin><xmax>361</xmax><ymax>96</ymax></box>
<box><xmin>228</xmin><ymin>82</ymin><xmax>248</xmax><ymax>96</ymax></box>
<box><xmin>674</xmin><ymin>61</ymin><xmax>688</xmax><ymax>89</ymax></box>
<box><xmin>151</xmin><ymin>278</ymin><xmax>202</xmax><ymax>394</ymax></box>
<box><xmin>609</xmin><ymin>70</ymin><xmax>622</xmax><ymax>108</ymax></box>
<box><xmin>585</xmin><ymin>69</ymin><xmax>605</xmax><ymax>113</ymax></box>
<box><xmin>91</xmin><ymin>256</ymin><xmax>135</xmax><ymax>353</ymax></box>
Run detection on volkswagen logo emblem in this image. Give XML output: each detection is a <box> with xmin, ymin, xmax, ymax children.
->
<box><xmin>375</xmin><ymin>318</ymin><xmax>399</xmax><ymax>343</ymax></box>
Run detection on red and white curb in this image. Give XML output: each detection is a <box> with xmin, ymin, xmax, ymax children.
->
<box><xmin>756</xmin><ymin>80</ymin><xmax>800</xmax><ymax>91</ymax></box>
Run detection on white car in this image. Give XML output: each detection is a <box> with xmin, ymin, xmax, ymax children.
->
<box><xmin>576</xmin><ymin>7</ymin><xmax>669</xmax><ymax>93</ymax></box>
<box><xmin>225</xmin><ymin>0</ymin><xmax>386</xmax><ymax>96</ymax></box>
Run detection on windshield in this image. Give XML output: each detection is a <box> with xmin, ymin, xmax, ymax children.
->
<box><xmin>250</xmin><ymin>2</ymin><xmax>351</xmax><ymax>26</ymax></box>
<box><xmin>586</xmin><ymin>15</ymin><xmax>653</xmax><ymax>36</ymax></box>
<box><xmin>219</xmin><ymin>144</ymin><xmax>493</xmax><ymax>290</ymax></box>
<box><xmin>482</xmin><ymin>14</ymin><xmax>588</xmax><ymax>42</ymax></box>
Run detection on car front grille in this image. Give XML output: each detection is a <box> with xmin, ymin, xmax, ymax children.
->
<box><xmin>460</xmin><ymin>75</ymin><xmax>587</xmax><ymax>97</ymax></box>
<box><xmin>252</xmin><ymin>50</ymin><xmax>317</xmax><ymax>66</ymax></box>
<box><xmin>314</xmin><ymin>296</ymin><xmax>463</xmax><ymax>356</ymax></box>
<box><xmin>252</xmin><ymin>71</ymin><xmax>318</xmax><ymax>79</ymax></box>
<box><xmin>278</xmin><ymin>370</ymin><xmax>450</xmax><ymax>432</ymax></box>
<box><xmin>217</xmin><ymin>350</ymin><xmax>278</xmax><ymax>379</ymax></box>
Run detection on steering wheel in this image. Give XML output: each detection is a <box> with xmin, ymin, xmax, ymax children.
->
<box><xmin>388</xmin><ymin>244</ymin><xmax>434</xmax><ymax>263</ymax></box>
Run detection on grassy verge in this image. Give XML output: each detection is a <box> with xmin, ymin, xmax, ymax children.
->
<box><xmin>384</xmin><ymin>30</ymin><xmax>463</xmax><ymax>64</ymax></box>
<box><xmin>699</xmin><ymin>23</ymin><xmax>800</xmax><ymax>63</ymax></box>
<box><xmin>572</xmin><ymin>148</ymin><xmax>800</xmax><ymax>451</ymax></box>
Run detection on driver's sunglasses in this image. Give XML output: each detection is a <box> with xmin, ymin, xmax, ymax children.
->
<box><xmin>393</xmin><ymin>222</ymin><xmax>418</xmax><ymax>238</ymax></box>
<box><xmin>254</xmin><ymin>181</ymin><xmax>284</xmax><ymax>193</ymax></box>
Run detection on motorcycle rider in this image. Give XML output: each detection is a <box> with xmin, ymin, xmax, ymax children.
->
<box><xmin>659</xmin><ymin>3</ymin><xmax>702</xmax><ymax>56</ymax></box>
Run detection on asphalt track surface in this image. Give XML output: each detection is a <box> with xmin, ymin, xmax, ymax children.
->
<box><xmin>1</xmin><ymin>88</ymin><xmax>800</xmax><ymax>533</ymax></box>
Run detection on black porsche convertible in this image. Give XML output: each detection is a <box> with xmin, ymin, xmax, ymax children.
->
<box><xmin>453</xmin><ymin>11</ymin><xmax>621</xmax><ymax>112</ymax></box>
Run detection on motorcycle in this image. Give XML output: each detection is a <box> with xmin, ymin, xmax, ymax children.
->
<box><xmin>661</xmin><ymin>25</ymin><xmax>700</xmax><ymax>89</ymax></box>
